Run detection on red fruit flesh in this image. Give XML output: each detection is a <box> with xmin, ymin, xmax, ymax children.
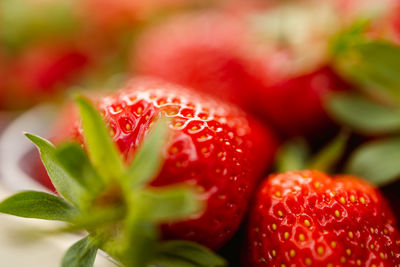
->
<box><xmin>246</xmin><ymin>170</ymin><xmax>400</xmax><ymax>266</ymax></box>
<box><xmin>42</xmin><ymin>78</ymin><xmax>278</xmax><ymax>249</ymax></box>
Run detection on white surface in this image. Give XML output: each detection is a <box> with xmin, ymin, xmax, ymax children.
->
<box><xmin>0</xmin><ymin>104</ymin><xmax>55</xmax><ymax>192</ymax></box>
<box><xmin>0</xmin><ymin>106</ymin><xmax>116</xmax><ymax>267</ymax></box>
<box><xmin>0</xmin><ymin>186</ymin><xmax>114</xmax><ymax>267</ymax></box>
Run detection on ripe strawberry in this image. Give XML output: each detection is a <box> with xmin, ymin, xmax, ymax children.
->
<box><xmin>133</xmin><ymin>12</ymin><xmax>254</xmax><ymax>109</ymax></box>
<box><xmin>132</xmin><ymin>9</ymin><xmax>350</xmax><ymax>137</ymax></box>
<box><xmin>245</xmin><ymin>170</ymin><xmax>400</xmax><ymax>266</ymax></box>
<box><xmin>39</xmin><ymin>78</ymin><xmax>278</xmax><ymax>249</ymax></box>
<box><xmin>2</xmin><ymin>42</ymin><xmax>90</xmax><ymax>109</ymax></box>
<box><xmin>252</xmin><ymin>67</ymin><xmax>349</xmax><ymax>138</ymax></box>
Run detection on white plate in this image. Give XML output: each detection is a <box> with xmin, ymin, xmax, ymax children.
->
<box><xmin>0</xmin><ymin>105</ymin><xmax>116</xmax><ymax>267</ymax></box>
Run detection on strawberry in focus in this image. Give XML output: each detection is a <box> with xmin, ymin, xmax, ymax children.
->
<box><xmin>39</xmin><ymin>78</ymin><xmax>278</xmax><ymax>249</ymax></box>
<box><xmin>245</xmin><ymin>170</ymin><xmax>400</xmax><ymax>266</ymax></box>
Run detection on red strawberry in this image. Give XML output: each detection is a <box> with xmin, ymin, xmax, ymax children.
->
<box><xmin>245</xmin><ymin>170</ymin><xmax>400</xmax><ymax>266</ymax></box>
<box><xmin>2</xmin><ymin>41</ymin><xmax>90</xmax><ymax>109</ymax></box>
<box><xmin>133</xmin><ymin>9</ymin><xmax>350</xmax><ymax>138</ymax></box>
<box><xmin>134</xmin><ymin>12</ymin><xmax>254</xmax><ymax>109</ymax></box>
<box><xmin>38</xmin><ymin>78</ymin><xmax>278</xmax><ymax>249</ymax></box>
<box><xmin>252</xmin><ymin>67</ymin><xmax>349</xmax><ymax>138</ymax></box>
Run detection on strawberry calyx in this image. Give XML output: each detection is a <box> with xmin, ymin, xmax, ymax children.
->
<box><xmin>331</xmin><ymin>19</ymin><xmax>400</xmax><ymax>106</ymax></box>
<box><xmin>323</xmin><ymin>21</ymin><xmax>400</xmax><ymax>186</ymax></box>
<box><xmin>0</xmin><ymin>96</ymin><xmax>226</xmax><ymax>267</ymax></box>
<box><xmin>276</xmin><ymin>130</ymin><xmax>350</xmax><ymax>173</ymax></box>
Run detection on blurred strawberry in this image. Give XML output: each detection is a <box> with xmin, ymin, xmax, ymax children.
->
<box><xmin>0</xmin><ymin>0</ymin><xmax>95</xmax><ymax>109</ymax></box>
<box><xmin>134</xmin><ymin>12</ymin><xmax>254</xmax><ymax>109</ymax></box>
<box><xmin>133</xmin><ymin>6</ymin><xmax>350</xmax><ymax>138</ymax></box>
<box><xmin>1</xmin><ymin>42</ymin><xmax>91</xmax><ymax>109</ymax></box>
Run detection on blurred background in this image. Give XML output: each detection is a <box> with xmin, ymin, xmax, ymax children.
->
<box><xmin>2</xmin><ymin>0</ymin><xmax>400</xmax><ymax>265</ymax></box>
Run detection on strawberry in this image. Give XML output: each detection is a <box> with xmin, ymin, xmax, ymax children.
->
<box><xmin>133</xmin><ymin>12</ymin><xmax>254</xmax><ymax>109</ymax></box>
<box><xmin>252</xmin><ymin>67</ymin><xmax>349</xmax><ymax>138</ymax></box>
<box><xmin>132</xmin><ymin>8</ymin><xmax>350</xmax><ymax>137</ymax></box>
<box><xmin>1</xmin><ymin>92</ymin><xmax>229</xmax><ymax>267</ymax></box>
<box><xmin>38</xmin><ymin>78</ymin><xmax>278</xmax><ymax>249</ymax></box>
<box><xmin>1</xmin><ymin>41</ymin><xmax>90</xmax><ymax>109</ymax></box>
<box><xmin>245</xmin><ymin>170</ymin><xmax>400</xmax><ymax>266</ymax></box>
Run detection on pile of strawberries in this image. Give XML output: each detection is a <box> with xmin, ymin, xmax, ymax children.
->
<box><xmin>2</xmin><ymin>0</ymin><xmax>400</xmax><ymax>266</ymax></box>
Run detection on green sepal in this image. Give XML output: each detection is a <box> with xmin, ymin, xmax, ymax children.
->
<box><xmin>62</xmin><ymin>236</ymin><xmax>98</xmax><ymax>267</ymax></box>
<box><xmin>134</xmin><ymin>186</ymin><xmax>204</xmax><ymax>223</ymax></box>
<box><xmin>70</xmin><ymin>206</ymin><xmax>125</xmax><ymax>232</ymax></box>
<box><xmin>121</xmin><ymin>216</ymin><xmax>159</xmax><ymax>267</ymax></box>
<box><xmin>76</xmin><ymin>96</ymin><xmax>125</xmax><ymax>183</ymax></box>
<box><xmin>275</xmin><ymin>138</ymin><xmax>310</xmax><ymax>172</ymax></box>
<box><xmin>0</xmin><ymin>191</ymin><xmax>79</xmax><ymax>222</ymax></box>
<box><xmin>309</xmin><ymin>130</ymin><xmax>349</xmax><ymax>172</ymax></box>
<box><xmin>55</xmin><ymin>142</ymin><xmax>105</xmax><ymax>195</ymax></box>
<box><xmin>330</xmin><ymin>19</ymin><xmax>370</xmax><ymax>56</ymax></box>
<box><xmin>25</xmin><ymin>133</ymin><xmax>89</xmax><ymax>208</ymax></box>
<box><xmin>126</xmin><ymin>119</ymin><xmax>169</xmax><ymax>189</ymax></box>
<box><xmin>346</xmin><ymin>137</ymin><xmax>400</xmax><ymax>186</ymax></box>
<box><xmin>149</xmin><ymin>256</ymin><xmax>199</xmax><ymax>267</ymax></box>
<box><xmin>120</xmin><ymin>184</ymin><xmax>203</xmax><ymax>266</ymax></box>
<box><xmin>153</xmin><ymin>241</ymin><xmax>227</xmax><ymax>267</ymax></box>
<box><xmin>333</xmin><ymin>32</ymin><xmax>400</xmax><ymax>105</ymax></box>
<box><xmin>325</xmin><ymin>93</ymin><xmax>400</xmax><ymax>134</ymax></box>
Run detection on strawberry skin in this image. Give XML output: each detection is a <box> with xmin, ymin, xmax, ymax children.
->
<box><xmin>133</xmin><ymin>10</ymin><xmax>350</xmax><ymax>137</ymax></box>
<box><xmin>134</xmin><ymin>12</ymin><xmax>255</xmax><ymax>109</ymax></box>
<box><xmin>43</xmin><ymin>78</ymin><xmax>278</xmax><ymax>249</ymax></box>
<box><xmin>245</xmin><ymin>170</ymin><xmax>400</xmax><ymax>266</ymax></box>
<box><xmin>253</xmin><ymin>67</ymin><xmax>349</xmax><ymax>137</ymax></box>
<box><xmin>2</xmin><ymin>42</ymin><xmax>90</xmax><ymax>109</ymax></box>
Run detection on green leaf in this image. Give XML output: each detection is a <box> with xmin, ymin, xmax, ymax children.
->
<box><xmin>325</xmin><ymin>93</ymin><xmax>400</xmax><ymax>134</ymax></box>
<box><xmin>275</xmin><ymin>139</ymin><xmax>310</xmax><ymax>172</ymax></box>
<box><xmin>331</xmin><ymin>19</ymin><xmax>370</xmax><ymax>56</ymax></box>
<box><xmin>119</xmin><ymin>184</ymin><xmax>203</xmax><ymax>267</ymax></box>
<box><xmin>346</xmin><ymin>137</ymin><xmax>400</xmax><ymax>186</ymax></box>
<box><xmin>122</xmin><ymin>216</ymin><xmax>159</xmax><ymax>267</ymax></box>
<box><xmin>309</xmin><ymin>130</ymin><xmax>349</xmax><ymax>172</ymax></box>
<box><xmin>70</xmin><ymin>206</ymin><xmax>125</xmax><ymax>232</ymax></box>
<box><xmin>154</xmin><ymin>241</ymin><xmax>227</xmax><ymax>267</ymax></box>
<box><xmin>126</xmin><ymin>119</ymin><xmax>169</xmax><ymax>189</ymax></box>
<box><xmin>0</xmin><ymin>191</ymin><xmax>79</xmax><ymax>221</ymax></box>
<box><xmin>55</xmin><ymin>142</ymin><xmax>104</xmax><ymax>194</ymax></box>
<box><xmin>334</xmin><ymin>41</ymin><xmax>400</xmax><ymax>105</ymax></box>
<box><xmin>149</xmin><ymin>255</ymin><xmax>198</xmax><ymax>267</ymax></box>
<box><xmin>62</xmin><ymin>236</ymin><xmax>98</xmax><ymax>267</ymax></box>
<box><xmin>76</xmin><ymin>96</ymin><xmax>125</xmax><ymax>183</ymax></box>
<box><xmin>25</xmin><ymin>133</ymin><xmax>88</xmax><ymax>207</ymax></box>
<box><xmin>136</xmin><ymin>186</ymin><xmax>204</xmax><ymax>223</ymax></box>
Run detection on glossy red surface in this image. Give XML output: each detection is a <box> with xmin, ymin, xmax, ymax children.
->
<box><xmin>245</xmin><ymin>170</ymin><xmax>400</xmax><ymax>266</ymax></box>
